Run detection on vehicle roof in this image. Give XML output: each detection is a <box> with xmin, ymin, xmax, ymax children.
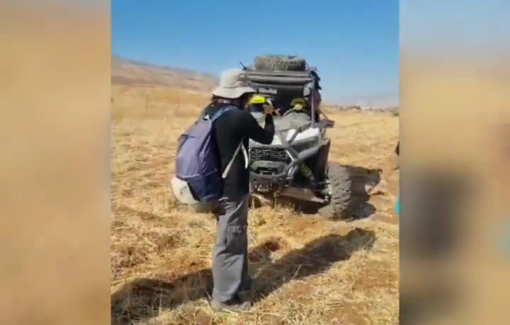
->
<box><xmin>242</xmin><ymin>69</ymin><xmax>321</xmax><ymax>97</ymax></box>
<box><xmin>243</xmin><ymin>68</ymin><xmax>318</xmax><ymax>85</ymax></box>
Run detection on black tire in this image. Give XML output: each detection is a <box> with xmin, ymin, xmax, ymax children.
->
<box><xmin>318</xmin><ymin>162</ymin><xmax>353</xmax><ymax>220</ymax></box>
<box><xmin>254</xmin><ymin>55</ymin><xmax>307</xmax><ymax>71</ymax></box>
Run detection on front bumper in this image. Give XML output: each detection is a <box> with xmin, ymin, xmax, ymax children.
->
<box><xmin>249</xmin><ymin>141</ymin><xmax>323</xmax><ymax>187</ymax></box>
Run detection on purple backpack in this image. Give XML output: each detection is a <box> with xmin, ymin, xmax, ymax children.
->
<box><xmin>175</xmin><ymin>106</ymin><xmax>241</xmax><ymax>202</ymax></box>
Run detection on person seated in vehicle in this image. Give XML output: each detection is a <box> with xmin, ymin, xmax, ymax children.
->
<box><xmin>248</xmin><ymin>95</ymin><xmax>279</xmax><ymax>115</ymax></box>
<box><xmin>282</xmin><ymin>96</ymin><xmax>321</xmax><ymax>121</ymax></box>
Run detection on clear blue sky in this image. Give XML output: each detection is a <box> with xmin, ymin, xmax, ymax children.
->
<box><xmin>113</xmin><ymin>0</ymin><xmax>399</xmax><ymax>106</ymax></box>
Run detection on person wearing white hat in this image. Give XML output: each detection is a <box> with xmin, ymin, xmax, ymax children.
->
<box><xmin>200</xmin><ymin>68</ymin><xmax>275</xmax><ymax>311</ymax></box>
<box><xmin>211</xmin><ymin>68</ymin><xmax>258</xmax><ymax>99</ymax></box>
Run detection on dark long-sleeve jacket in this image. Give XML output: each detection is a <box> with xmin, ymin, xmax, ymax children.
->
<box><xmin>202</xmin><ymin>103</ymin><xmax>275</xmax><ymax>199</ymax></box>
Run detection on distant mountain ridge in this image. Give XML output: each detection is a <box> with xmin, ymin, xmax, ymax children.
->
<box><xmin>111</xmin><ymin>55</ymin><xmax>218</xmax><ymax>92</ymax></box>
<box><xmin>112</xmin><ymin>56</ymin><xmax>399</xmax><ymax>109</ymax></box>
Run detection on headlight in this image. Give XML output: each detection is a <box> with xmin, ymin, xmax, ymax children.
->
<box><xmin>292</xmin><ymin>138</ymin><xmax>319</xmax><ymax>152</ymax></box>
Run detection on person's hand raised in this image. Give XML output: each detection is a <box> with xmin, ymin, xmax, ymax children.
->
<box><xmin>263</xmin><ymin>99</ymin><xmax>274</xmax><ymax>115</ymax></box>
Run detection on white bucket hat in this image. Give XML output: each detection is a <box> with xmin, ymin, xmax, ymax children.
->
<box><xmin>212</xmin><ymin>68</ymin><xmax>256</xmax><ymax>99</ymax></box>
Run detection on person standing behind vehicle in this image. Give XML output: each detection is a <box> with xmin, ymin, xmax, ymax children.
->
<box><xmin>201</xmin><ymin>69</ymin><xmax>275</xmax><ymax>312</ymax></box>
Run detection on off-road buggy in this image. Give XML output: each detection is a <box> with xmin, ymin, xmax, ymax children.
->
<box><xmin>242</xmin><ymin>55</ymin><xmax>354</xmax><ymax>219</ymax></box>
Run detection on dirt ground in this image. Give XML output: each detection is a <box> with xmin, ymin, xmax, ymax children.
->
<box><xmin>111</xmin><ymin>86</ymin><xmax>400</xmax><ymax>325</ymax></box>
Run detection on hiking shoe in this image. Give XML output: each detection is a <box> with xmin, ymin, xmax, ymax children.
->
<box><xmin>211</xmin><ymin>296</ymin><xmax>252</xmax><ymax>312</ymax></box>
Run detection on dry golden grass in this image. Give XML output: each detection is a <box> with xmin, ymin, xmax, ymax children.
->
<box><xmin>111</xmin><ymin>85</ymin><xmax>400</xmax><ymax>325</ymax></box>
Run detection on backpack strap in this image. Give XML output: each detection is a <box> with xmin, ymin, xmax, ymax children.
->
<box><xmin>206</xmin><ymin>105</ymin><xmax>237</xmax><ymax>122</ymax></box>
<box><xmin>222</xmin><ymin>141</ymin><xmax>249</xmax><ymax>179</ymax></box>
<box><xmin>203</xmin><ymin>105</ymin><xmax>248</xmax><ymax>179</ymax></box>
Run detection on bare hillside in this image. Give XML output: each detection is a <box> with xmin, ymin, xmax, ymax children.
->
<box><xmin>112</xmin><ymin>55</ymin><xmax>218</xmax><ymax>91</ymax></box>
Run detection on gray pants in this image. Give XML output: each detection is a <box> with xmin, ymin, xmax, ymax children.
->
<box><xmin>212</xmin><ymin>194</ymin><xmax>249</xmax><ymax>302</ymax></box>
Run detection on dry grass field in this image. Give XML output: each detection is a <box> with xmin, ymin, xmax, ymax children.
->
<box><xmin>111</xmin><ymin>85</ymin><xmax>400</xmax><ymax>325</ymax></box>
